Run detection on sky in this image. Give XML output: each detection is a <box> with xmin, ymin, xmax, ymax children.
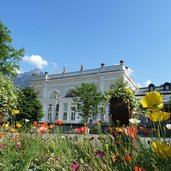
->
<box><xmin>0</xmin><ymin>0</ymin><xmax>171</xmax><ymax>87</ymax></box>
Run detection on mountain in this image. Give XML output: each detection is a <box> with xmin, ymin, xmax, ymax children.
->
<box><xmin>14</xmin><ymin>69</ymin><xmax>43</xmax><ymax>88</ymax></box>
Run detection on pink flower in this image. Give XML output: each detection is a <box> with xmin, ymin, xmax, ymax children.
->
<box><xmin>71</xmin><ymin>163</ymin><xmax>80</xmax><ymax>171</ymax></box>
<box><xmin>95</xmin><ymin>150</ymin><xmax>105</xmax><ymax>157</ymax></box>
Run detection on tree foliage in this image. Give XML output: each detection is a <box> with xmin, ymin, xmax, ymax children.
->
<box><xmin>0</xmin><ymin>21</ymin><xmax>24</xmax><ymax>77</ymax></box>
<box><xmin>0</xmin><ymin>74</ymin><xmax>18</xmax><ymax>116</ymax></box>
<box><xmin>16</xmin><ymin>87</ymin><xmax>43</xmax><ymax>122</ymax></box>
<box><xmin>71</xmin><ymin>83</ymin><xmax>102</xmax><ymax>123</ymax></box>
<box><xmin>105</xmin><ymin>78</ymin><xmax>140</xmax><ymax>115</ymax></box>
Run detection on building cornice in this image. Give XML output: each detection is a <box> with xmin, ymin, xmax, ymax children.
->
<box><xmin>31</xmin><ymin>64</ymin><xmax>124</xmax><ymax>83</ymax></box>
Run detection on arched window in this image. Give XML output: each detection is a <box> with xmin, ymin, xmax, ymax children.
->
<box><xmin>163</xmin><ymin>82</ymin><xmax>170</xmax><ymax>91</ymax></box>
<box><xmin>65</xmin><ymin>89</ymin><xmax>75</xmax><ymax>97</ymax></box>
<box><xmin>148</xmin><ymin>84</ymin><xmax>155</xmax><ymax>92</ymax></box>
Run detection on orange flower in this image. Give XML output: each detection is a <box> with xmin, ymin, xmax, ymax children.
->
<box><xmin>125</xmin><ymin>126</ymin><xmax>137</xmax><ymax>138</ymax></box>
<box><xmin>49</xmin><ymin>124</ymin><xmax>55</xmax><ymax>129</ymax></box>
<box><xmin>121</xmin><ymin>155</ymin><xmax>132</xmax><ymax>162</ymax></box>
<box><xmin>56</xmin><ymin>120</ymin><xmax>64</xmax><ymax>125</ymax></box>
<box><xmin>134</xmin><ymin>166</ymin><xmax>146</xmax><ymax>171</ymax></box>
<box><xmin>106</xmin><ymin>127</ymin><xmax>112</xmax><ymax>132</ymax></box>
<box><xmin>42</xmin><ymin>122</ymin><xmax>48</xmax><ymax>127</ymax></box>
<box><xmin>111</xmin><ymin>153</ymin><xmax>117</xmax><ymax>161</ymax></box>
<box><xmin>74</xmin><ymin>128</ymin><xmax>82</xmax><ymax>134</ymax></box>
<box><xmin>0</xmin><ymin>133</ymin><xmax>7</xmax><ymax>139</ymax></box>
<box><xmin>33</xmin><ymin>121</ymin><xmax>37</xmax><ymax>127</ymax></box>
<box><xmin>37</xmin><ymin>126</ymin><xmax>48</xmax><ymax>134</ymax></box>
<box><xmin>114</xmin><ymin>127</ymin><xmax>124</xmax><ymax>134</ymax></box>
<box><xmin>74</xmin><ymin>126</ymin><xmax>89</xmax><ymax>134</ymax></box>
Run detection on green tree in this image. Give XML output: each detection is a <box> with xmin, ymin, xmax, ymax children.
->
<box><xmin>16</xmin><ymin>87</ymin><xmax>43</xmax><ymax>123</ymax></box>
<box><xmin>0</xmin><ymin>21</ymin><xmax>24</xmax><ymax>77</ymax></box>
<box><xmin>105</xmin><ymin>78</ymin><xmax>141</xmax><ymax>126</ymax></box>
<box><xmin>106</xmin><ymin>78</ymin><xmax>139</xmax><ymax>111</ymax></box>
<box><xmin>0</xmin><ymin>73</ymin><xmax>18</xmax><ymax>120</ymax></box>
<box><xmin>71</xmin><ymin>83</ymin><xmax>102</xmax><ymax>124</ymax></box>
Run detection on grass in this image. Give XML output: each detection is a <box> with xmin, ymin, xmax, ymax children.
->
<box><xmin>0</xmin><ymin>125</ymin><xmax>171</xmax><ymax>171</ymax></box>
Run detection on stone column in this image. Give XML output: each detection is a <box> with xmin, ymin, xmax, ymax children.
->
<box><xmin>42</xmin><ymin>82</ymin><xmax>48</xmax><ymax>122</ymax></box>
<box><xmin>99</xmin><ymin>76</ymin><xmax>104</xmax><ymax>93</ymax></box>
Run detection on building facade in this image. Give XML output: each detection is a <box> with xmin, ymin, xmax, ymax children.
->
<box><xmin>31</xmin><ymin>61</ymin><xmax>138</xmax><ymax>125</ymax></box>
<box><xmin>135</xmin><ymin>83</ymin><xmax>171</xmax><ymax>112</ymax></box>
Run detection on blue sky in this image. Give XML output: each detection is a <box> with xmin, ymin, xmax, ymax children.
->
<box><xmin>0</xmin><ymin>0</ymin><xmax>171</xmax><ymax>87</ymax></box>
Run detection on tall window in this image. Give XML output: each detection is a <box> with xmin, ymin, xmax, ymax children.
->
<box><xmin>48</xmin><ymin>104</ymin><xmax>52</xmax><ymax>122</ymax></box>
<box><xmin>63</xmin><ymin>103</ymin><xmax>68</xmax><ymax>120</ymax></box>
<box><xmin>55</xmin><ymin>104</ymin><xmax>59</xmax><ymax>120</ymax></box>
<box><xmin>71</xmin><ymin>112</ymin><xmax>75</xmax><ymax>120</ymax></box>
<box><xmin>71</xmin><ymin>103</ymin><xmax>76</xmax><ymax>120</ymax></box>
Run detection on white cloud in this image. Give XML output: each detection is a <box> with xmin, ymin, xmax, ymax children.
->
<box><xmin>23</xmin><ymin>55</ymin><xmax>48</xmax><ymax>69</ymax></box>
<box><xmin>145</xmin><ymin>80</ymin><xmax>152</xmax><ymax>86</ymax></box>
<box><xmin>137</xmin><ymin>83</ymin><xmax>142</xmax><ymax>88</ymax></box>
<box><xmin>137</xmin><ymin>80</ymin><xmax>152</xmax><ymax>88</ymax></box>
<box><xmin>51</xmin><ymin>62</ymin><xmax>57</xmax><ymax>66</ymax></box>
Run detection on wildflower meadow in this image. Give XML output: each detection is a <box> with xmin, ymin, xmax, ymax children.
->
<box><xmin>0</xmin><ymin>91</ymin><xmax>171</xmax><ymax>171</ymax></box>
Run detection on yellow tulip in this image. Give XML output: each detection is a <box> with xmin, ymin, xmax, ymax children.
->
<box><xmin>2</xmin><ymin>123</ymin><xmax>9</xmax><ymax>128</ymax></box>
<box><xmin>141</xmin><ymin>91</ymin><xmax>163</xmax><ymax>111</ymax></box>
<box><xmin>152</xmin><ymin>141</ymin><xmax>171</xmax><ymax>159</ymax></box>
<box><xmin>148</xmin><ymin>111</ymin><xmax>170</xmax><ymax>122</ymax></box>
<box><xmin>12</xmin><ymin>109</ymin><xmax>20</xmax><ymax>115</ymax></box>
<box><xmin>16</xmin><ymin>123</ymin><xmax>22</xmax><ymax>128</ymax></box>
<box><xmin>10</xmin><ymin>128</ymin><xmax>17</xmax><ymax>133</ymax></box>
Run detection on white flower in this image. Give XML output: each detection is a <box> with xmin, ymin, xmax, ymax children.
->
<box><xmin>166</xmin><ymin>124</ymin><xmax>171</xmax><ymax>130</ymax></box>
<box><xmin>129</xmin><ymin>118</ymin><xmax>141</xmax><ymax>125</ymax></box>
<box><xmin>61</xmin><ymin>135</ymin><xmax>66</xmax><ymax>139</ymax></box>
<box><xmin>25</xmin><ymin>119</ymin><xmax>30</xmax><ymax>122</ymax></box>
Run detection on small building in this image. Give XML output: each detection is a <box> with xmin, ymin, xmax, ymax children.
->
<box><xmin>135</xmin><ymin>82</ymin><xmax>171</xmax><ymax>112</ymax></box>
<box><xmin>135</xmin><ymin>82</ymin><xmax>171</xmax><ymax>126</ymax></box>
<box><xmin>30</xmin><ymin>61</ymin><xmax>138</xmax><ymax>127</ymax></box>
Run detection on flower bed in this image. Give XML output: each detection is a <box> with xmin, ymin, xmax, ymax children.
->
<box><xmin>0</xmin><ymin>91</ymin><xmax>171</xmax><ymax>170</ymax></box>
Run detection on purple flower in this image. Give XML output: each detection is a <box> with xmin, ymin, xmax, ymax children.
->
<box><xmin>71</xmin><ymin>162</ymin><xmax>80</xmax><ymax>171</ymax></box>
<box><xmin>95</xmin><ymin>150</ymin><xmax>105</xmax><ymax>157</ymax></box>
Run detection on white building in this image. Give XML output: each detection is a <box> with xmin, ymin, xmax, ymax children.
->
<box><xmin>135</xmin><ymin>82</ymin><xmax>171</xmax><ymax>124</ymax></box>
<box><xmin>31</xmin><ymin>60</ymin><xmax>138</xmax><ymax>125</ymax></box>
